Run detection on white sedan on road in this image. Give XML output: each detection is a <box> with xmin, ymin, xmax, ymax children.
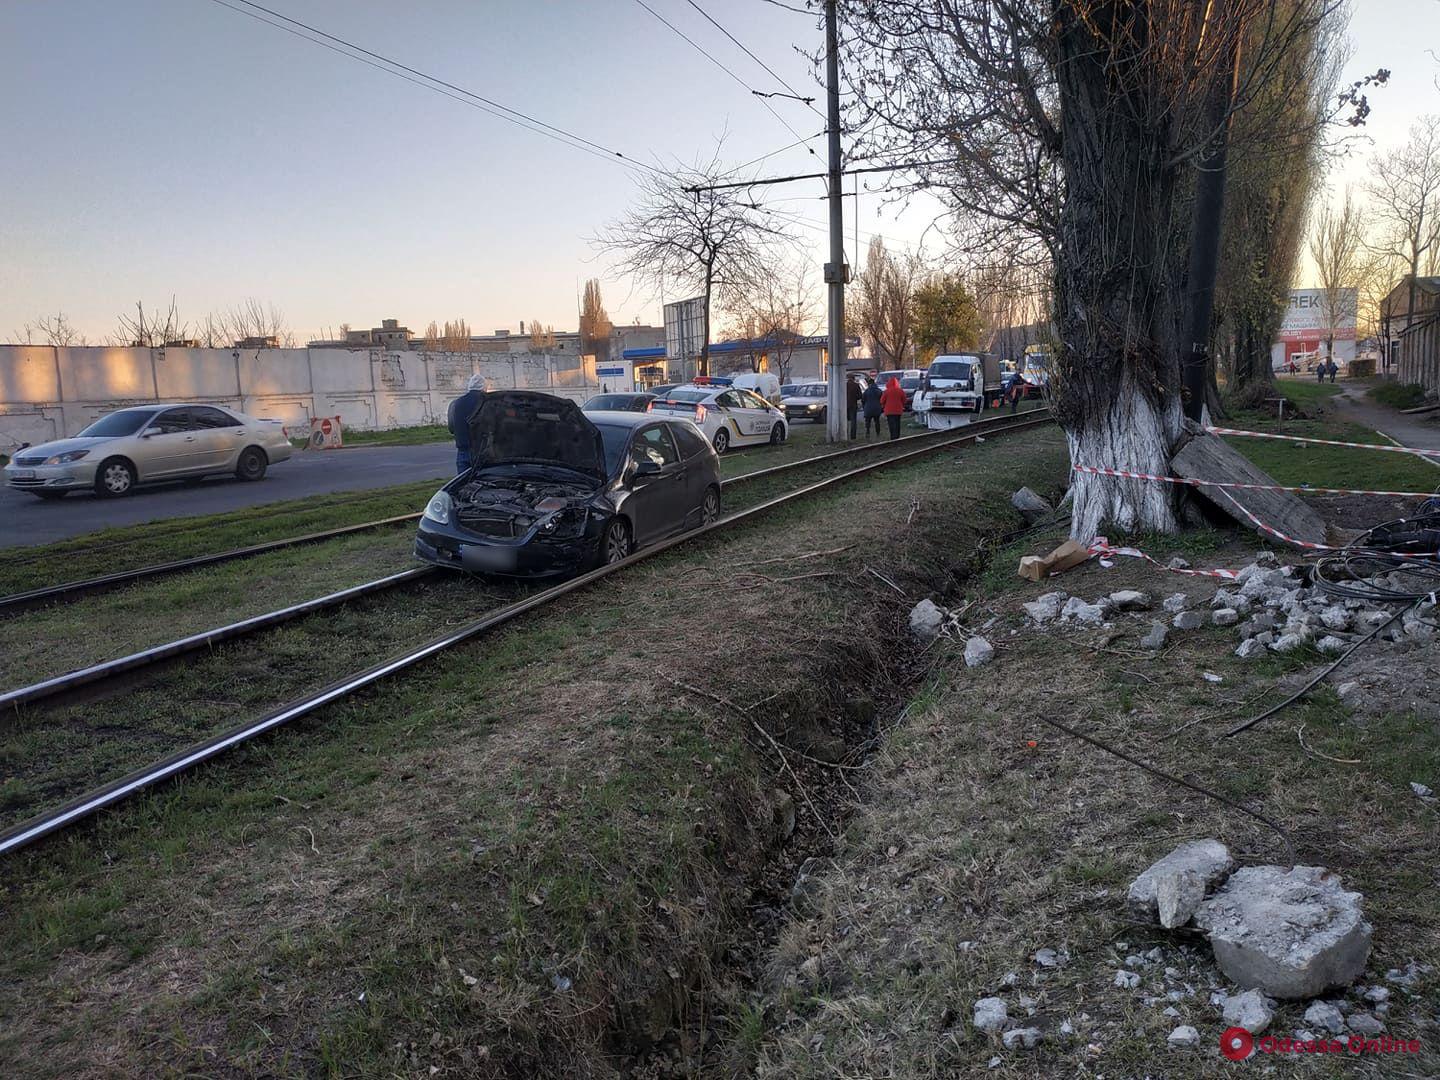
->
<box><xmin>4</xmin><ymin>403</ymin><xmax>294</xmax><ymax>499</ymax></box>
<box><xmin>647</xmin><ymin>384</ymin><xmax>789</xmax><ymax>453</ymax></box>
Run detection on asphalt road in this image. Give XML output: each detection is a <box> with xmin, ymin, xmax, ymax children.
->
<box><xmin>1331</xmin><ymin>385</ymin><xmax>1440</xmax><ymax>455</ymax></box>
<box><xmin>1</xmin><ymin>443</ymin><xmax>456</xmax><ymax>549</ymax></box>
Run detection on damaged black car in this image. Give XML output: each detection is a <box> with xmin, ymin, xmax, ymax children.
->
<box><xmin>414</xmin><ymin>391</ymin><xmax>722</xmax><ymax>577</ymax></box>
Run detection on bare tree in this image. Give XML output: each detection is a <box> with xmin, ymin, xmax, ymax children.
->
<box><xmin>594</xmin><ymin>149</ymin><xmax>794</xmax><ymax>376</ymax></box>
<box><xmin>110</xmin><ymin>298</ymin><xmax>189</xmax><ymax>347</ymax></box>
<box><xmin>216</xmin><ymin>298</ymin><xmax>295</xmax><ymax>347</ymax></box>
<box><xmin>721</xmin><ymin>260</ymin><xmax>820</xmax><ymax>381</ymax></box>
<box><xmin>529</xmin><ymin>321</ymin><xmax>557</xmax><ymax>350</ymax></box>
<box><xmin>579</xmin><ymin>279</ymin><xmax>613</xmax><ymax>360</ymax></box>
<box><xmin>13</xmin><ymin>311</ymin><xmax>88</xmax><ymax>346</ymax></box>
<box><xmin>839</xmin><ymin>0</ymin><xmax>1362</xmax><ymax>539</ymax></box>
<box><xmin>1308</xmin><ymin>190</ymin><xmax>1365</xmax><ymax>368</ymax></box>
<box><xmin>1366</xmin><ymin>116</ymin><xmax>1440</xmax><ymax>340</ymax></box>
<box><xmin>851</xmin><ymin>237</ymin><xmax>919</xmax><ymax>368</ymax></box>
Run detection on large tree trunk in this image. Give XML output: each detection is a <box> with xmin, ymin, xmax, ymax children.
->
<box><xmin>1053</xmin><ymin>1</ymin><xmax>1184</xmax><ymax>539</ymax></box>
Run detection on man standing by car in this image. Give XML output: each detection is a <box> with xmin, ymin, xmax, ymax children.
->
<box><xmin>880</xmin><ymin>376</ymin><xmax>906</xmax><ymax>440</ymax></box>
<box><xmin>861</xmin><ymin>378</ymin><xmax>883</xmax><ymax>438</ymax></box>
<box><xmin>448</xmin><ymin>373</ymin><xmax>486</xmax><ymax>473</ymax></box>
<box><xmin>845</xmin><ymin>374</ymin><xmax>862</xmax><ymax>439</ymax></box>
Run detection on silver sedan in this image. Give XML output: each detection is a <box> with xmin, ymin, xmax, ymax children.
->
<box><xmin>4</xmin><ymin>404</ymin><xmax>294</xmax><ymax>499</ymax></box>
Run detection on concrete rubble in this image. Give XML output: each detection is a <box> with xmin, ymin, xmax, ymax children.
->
<box><xmin>908</xmin><ymin>599</ymin><xmax>945</xmax><ymax>640</ymax></box>
<box><xmin>964</xmin><ymin>636</ymin><xmax>995</xmax><ymax>668</ymax></box>
<box><xmin>1010</xmin><ymin>486</ymin><xmax>1053</xmax><ymax>522</ymax></box>
<box><xmin>1221</xmin><ymin>988</ymin><xmax>1275</xmax><ymax>1034</ymax></box>
<box><xmin>1193</xmin><ymin>865</ymin><xmax>1372</xmax><ymax>1000</ymax></box>
<box><xmin>1127</xmin><ymin>839</ymin><xmax>1234</xmax><ymax>923</ymax></box>
<box><xmin>973</xmin><ymin>997</ymin><xmax>1008</xmax><ymax>1033</ymax></box>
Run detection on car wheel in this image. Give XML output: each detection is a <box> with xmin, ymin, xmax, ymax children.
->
<box><xmin>235</xmin><ymin>446</ymin><xmax>268</xmax><ymax>481</ymax></box>
<box><xmin>701</xmin><ymin>485</ymin><xmax>721</xmax><ymax>525</ymax></box>
<box><xmin>95</xmin><ymin>458</ymin><xmax>136</xmax><ymax>498</ymax></box>
<box><xmin>602</xmin><ymin>518</ymin><xmax>632</xmax><ymax>565</ymax></box>
<box><xmin>712</xmin><ymin>428</ymin><xmax>730</xmax><ymax>454</ymax></box>
<box><xmin>770</xmin><ymin>422</ymin><xmax>786</xmax><ymax>445</ymax></box>
<box><xmin>32</xmin><ymin>491</ymin><xmax>67</xmax><ymax>501</ymax></box>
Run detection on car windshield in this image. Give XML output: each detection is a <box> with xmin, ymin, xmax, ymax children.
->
<box><xmin>928</xmin><ymin>360</ymin><xmax>973</xmax><ymax>379</ymax></box>
<box><xmin>876</xmin><ymin>371</ymin><xmax>902</xmax><ymax>385</ymax></box>
<box><xmin>901</xmin><ymin>377</ymin><xmax>922</xmax><ymax>390</ymax></box>
<box><xmin>595</xmin><ymin>422</ymin><xmax>634</xmax><ymax>476</ymax></box>
<box><xmin>585</xmin><ymin>395</ymin><xmax>634</xmax><ymax>410</ymax></box>
<box><xmin>77</xmin><ymin>408</ymin><xmax>159</xmax><ymax>437</ymax></box>
<box><xmin>793</xmin><ymin>384</ymin><xmax>826</xmax><ymax>397</ymax></box>
<box><xmin>663</xmin><ymin>389</ymin><xmax>710</xmax><ymax>403</ymax></box>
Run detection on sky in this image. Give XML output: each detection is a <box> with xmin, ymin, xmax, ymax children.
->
<box><xmin>1</xmin><ymin>0</ymin><xmax>1437</xmax><ymax>344</ymax></box>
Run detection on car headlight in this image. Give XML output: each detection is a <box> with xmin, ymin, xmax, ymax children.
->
<box><xmin>44</xmin><ymin>450</ymin><xmax>90</xmax><ymax>465</ymax></box>
<box><xmin>539</xmin><ymin>506</ymin><xmax>587</xmax><ymax>539</ymax></box>
<box><xmin>423</xmin><ymin>491</ymin><xmax>452</xmax><ymax>525</ymax></box>
<box><xmin>806</xmin><ymin>402</ymin><xmax>823</xmax><ymax>411</ymax></box>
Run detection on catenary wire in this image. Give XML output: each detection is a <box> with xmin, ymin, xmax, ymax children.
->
<box><xmin>209</xmin><ymin>0</ymin><xmax>664</xmax><ymax>175</ymax></box>
<box><xmin>682</xmin><ymin>0</ymin><xmax>826</xmax><ymax>120</ymax></box>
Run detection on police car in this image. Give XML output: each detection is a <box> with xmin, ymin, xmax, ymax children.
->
<box><xmin>647</xmin><ymin>382</ymin><xmax>789</xmax><ymax>453</ymax></box>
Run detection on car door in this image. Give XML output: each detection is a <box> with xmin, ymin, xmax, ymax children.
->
<box><xmin>735</xmin><ymin>389</ymin><xmax>776</xmax><ymax>440</ymax></box>
<box><xmin>713</xmin><ymin>390</ymin><xmax>758</xmax><ymax>443</ymax></box>
<box><xmin>187</xmin><ymin>405</ymin><xmax>247</xmax><ymax>470</ymax></box>
<box><xmin>134</xmin><ymin>407</ymin><xmax>205</xmax><ymax>479</ymax></box>
<box><xmin>665</xmin><ymin>420</ymin><xmax>714</xmax><ymax>525</ymax></box>
<box><xmin>623</xmin><ymin>424</ymin><xmax>687</xmax><ymax>544</ymax></box>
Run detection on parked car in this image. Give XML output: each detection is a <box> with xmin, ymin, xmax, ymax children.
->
<box><xmin>583</xmin><ymin>392</ymin><xmax>655</xmax><ymax>413</ymax></box>
<box><xmin>647</xmin><ymin>383</ymin><xmax>789</xmax><ymax>453</ymax></box>
<box><xmin>645</xmin><ymin>383</ymin><xmax>679</xmax><ymax>400</ymax></box>
<box><xmin>414</xmin><ymin>392</ymin><xmax>721</xmax><ymax>577</ymax></box>
<box><xmin>3</xmin><ymin>403</ymin><xmax>293</xmax><ymax>499</ymax></box>
<box><xmin>781</xmin><ymin>382</ymin><xmax>830</xmax><ymax>423</ymax></box>
<box><xmin>874</xmin><ymin>369</ymin><xmax>925</xmax><ymax>410</ymax></box>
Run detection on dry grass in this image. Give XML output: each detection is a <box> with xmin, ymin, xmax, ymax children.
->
<box><xmin>751</xmin><ymin>533</ymin><xmax>1440</xmax><ymax>1077</ymax></box>
<box><xmin>0</xmin><ymin>430</ymin><xmax>1069</xmax><ymax>1077</ymax></box>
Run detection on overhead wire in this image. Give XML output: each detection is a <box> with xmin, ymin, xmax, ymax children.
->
<box><xmin>208</xmin><ymin>0</ymin><xmax>665</xmax><ymax>175</ymax></box>
<box><xmin>682</xmin><ymin>0</ymin><xmax>826</xmax><ymax>121</ymax></box>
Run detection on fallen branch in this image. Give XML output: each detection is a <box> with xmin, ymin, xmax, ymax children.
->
<box><xmin>1296</xmin><ymin>723</ymin><xmax>1361</xmax><ymax>765</ymax></box>
<box><xmin>865</xmin><ymin>566</ymin><xmax>905</xmax><ymax>596</ymax></box>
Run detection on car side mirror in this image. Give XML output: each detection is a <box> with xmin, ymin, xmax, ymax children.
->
<box><xmin>633</xmin><ymin>459</ymin><xmax>661</xmax><ymax>478</ymax></box>
<box><xmin>141</xmin><ymin>428</ymin><xmax>159</xmax><ymax>438</ymax></box>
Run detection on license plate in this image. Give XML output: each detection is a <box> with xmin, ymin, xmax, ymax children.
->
<box><xmin>461</xmin><ymin>545</ymin><xmax>517</xmax><ymax>572</ymax></box>
<box><xmin>10</xmin><ymin>469</ymin><xmax>35</xmax><ymax>479</ymax></box>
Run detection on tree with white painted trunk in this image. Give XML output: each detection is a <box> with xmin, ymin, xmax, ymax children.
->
<box><xmin>838</xmin><ymin>0</ymin><xmax>1367</xmax><ymax>540</ymax></box>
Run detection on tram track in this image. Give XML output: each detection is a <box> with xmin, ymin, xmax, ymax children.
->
<box><xmin>0</xmin><ymin>410</ymin><xmax>1052</xmax><ymax>856</ymax></box>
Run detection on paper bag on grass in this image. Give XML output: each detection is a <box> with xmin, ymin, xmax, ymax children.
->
<box><xmin>1018</xmin><ymin>539</ymin><xmax>1091</xmax><ymax>582</ymax></box>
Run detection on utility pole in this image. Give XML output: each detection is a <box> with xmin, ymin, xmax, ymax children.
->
<box><xmin>823</xmin><ymin>0</ymin><xmax>847</xmax><ymax>442</ymax></box>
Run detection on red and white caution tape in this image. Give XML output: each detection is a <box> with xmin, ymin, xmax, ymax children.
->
<box><xmin>1089</xmin><ymin>538</ymin><xmax>1242</xmax><ymax>579</ymax></box>
<box><xmin>1205</xmin><ymin>425</ymin><xmax>1440</xmax><ymax>458</ymax></box>
<box><xmin>1072</xmin><ymin>463</ymin><xmax>1437</xmax><ymax>499</ymax></box>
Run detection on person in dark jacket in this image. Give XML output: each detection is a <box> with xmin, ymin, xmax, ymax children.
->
<box><xmin>880</xmin><ymin>376</ymin><xmax>907</xmax><ymax>440</ymax></box>
<box><xmin>845</xmin><ymin>375</ymin><xmax>862</xmax><ymax>439</ymax></box>
<box><xmin>861</xmin><ymin>379</ymin><xmax>882</xmax><ymax>438</ymax></box>
<box><xmin>447</xmin><ymin>373</ymin><xmax>486</xmax><ymax>473</ymax></box>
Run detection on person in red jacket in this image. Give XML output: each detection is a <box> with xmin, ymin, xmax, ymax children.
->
<box><xmin>879</xmin><ymin>376</ymin><xmax>907</xmax><ymax>440</ymax></box>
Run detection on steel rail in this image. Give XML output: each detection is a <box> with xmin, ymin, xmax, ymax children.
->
<box><xmin>0</xmin><ymin>415</ymin><xmax>1031</xmax><ymax>710</ymax></box>
<box><xmin>0</xmin><ymin>411</ymin><xmax>1036</xmax><ymax>614</ymax></box>
<box><xmin>1</xmin><ymin>412</ymin><xmax>1053</xmax><ymax>854</ymax></box>
<box><xmin>0</xmin><ymin>567</ymin><xmax>437</xmax><ymax>711</ymax></box>
<box><xmin>0</xmin><ymin>411</ymin><xmax>1053</xmax><ymax>857</ymax></box>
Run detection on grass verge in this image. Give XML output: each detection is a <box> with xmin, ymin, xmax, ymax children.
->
<box><xmin>0</xmin><ymin>428</ymin><xmax>1068</xmax><ymax>1077</ymax></box>
<box><xmin>1366</xmin><ymin>381</ymin><xmax>1429</xmax><ymax>410</ymax></box>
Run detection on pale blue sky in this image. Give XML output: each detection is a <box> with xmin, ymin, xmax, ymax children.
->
<box><xmin>1</xmin><ymin>0</ymin><xmax>1436</xmax><ymax>342</ymax></box>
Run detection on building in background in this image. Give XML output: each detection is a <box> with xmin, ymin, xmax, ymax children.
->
<box><xmin>1272</xmin><ymin>287</ymin><xmax>1357</xmax><ymax>372</ymax></box>
<box><xmin>1379</xmin><ymin>276</ymin><xmax>1440</xmax><ymax>388</ymax></box>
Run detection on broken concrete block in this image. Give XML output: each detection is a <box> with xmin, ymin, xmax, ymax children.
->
<box><xmin>1271</xmin><ymin>632</ymin><xmax>1304</xmax><ymax>653</ymax></box>
<box><xmin>1235</xmin><ymin>638</ymin><xmax>1266</xmax><ymax>659</ymax></box>
<box><xmin>1172</xmin><ymin>610</ymin><xmax>1205</xmax><ymax>630</ymax></box>
<box><xmin>1107</xmin><ymin>589</ymin><xmax>1153</xmax><ymax>612</ymax></box>
<box><xmin>1303</xmin><ymin>1001</ymin><xmax>1346</xmax><ymax>1034</ymax></box>
<box><xmin>1411</xmin><ymin>781</ymin><xmax>1434</xmax><ymax>798</ymax></box>
<box><xmin>1167</xmin><ymin>556</ymin><xmax>1191</xmax><ymax>570</ymax></box>
<box><xmin>1222</xmin><ymin>989</ymin><xmax>1275</xmax><ymax>1034</ymax></box>
<box><xmin>909</xmin><ymin>599</ymin><xmax>945</xmax><ymax>640</ymax></box>
<box><xmin>1023</xmin><ymin>591</ymin><xmax>1067</xmax><ymax>623</ymax></box>
<box><xmin>1113</xmin><ymin>970</ymin><xmax>1140</xmax><ymax>989</ymax></box>
<box><xmin>1001</xmin><ymin>1027</ymin><xmax>1042</xmax><ymax>1049</ymax></box>
<box><xmin>1140</xmin><ymin>623</ymin><xmax>1169</xmax><ymax>651</ymax></box>
<box><xmin>1011</xmin><ymin>486</ymin><xmax>1053</xmax><ymax>521</ymax></box>
<box><xmin>1194</xmin><ymin>866</ymin><xmax>1372</xmax><ymax>1000</ymax></box>
<box><xmin>1348</xmin><ymin>1012</ymin><xmax>1385</xmax><ymax>1035</ymax></box>
<box><xmin>1212</xmin><ymin>608</ymin><xmax>1240</xmax><ymax>627</ymax></box>
<box><xmin>1162</xmin><ymin>592</ymin><xmax>1191</xmax><ymax>614</ymax></box>
<box><xmin>1320</xmin><ymin>607</ymin><xmax>1351</xmax><ymax>632</ymax></box>
<box><xmin>1166</xmin><ymin>1025</ymin><xmax>1200</xmax><ymax>1048</ymax></box>
<box><xmin>964</xmin><ymin>636</ymin><xmax>995</xmax><ymax>668</ymax></box>
<box><xmin>973</xmin><ymin>997</ymin><xmax>1008</xmax><ymax>1033</ymax></box>
<box><xmin>1062</xmin><ymin>597</ymin><xmax>1106</xmax><ymax>626</ymax></box>
<box><xmin>1316</xmin><ymin>635</ymin><xmax>1348</xmax><ymax>655</ymax></box>
<box><xmin>1213</xmin><ymin>589</ymin><xmax>1243</xmax><ymax>608</ymax></box>
<box><xmin>1156</xmin><ymin>868</ymin><xmax>1206</xmax><ymax>929</ymax></box>
<box><xmin>1127</xmin><ymin>839</ymin><xmax>1234</xmax><ymax>922</ymax></box>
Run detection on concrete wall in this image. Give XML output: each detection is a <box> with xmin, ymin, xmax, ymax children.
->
<box><xmin>0</xmin><ymin>345</ymin><xmax>606</xmax><ymax>451</ymax></box>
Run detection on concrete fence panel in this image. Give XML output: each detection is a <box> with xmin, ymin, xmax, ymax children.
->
<box><xmin>153</xmin><ymin>347</ymin><xmax>242</xmax><ymax>401</ymax></box>
<box><xmin>0</xmin><ymin>347</ymin><xmax>63</xmax><ymax>404</ymax></box>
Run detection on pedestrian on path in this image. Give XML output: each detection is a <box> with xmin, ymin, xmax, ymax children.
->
<box><xmin>861</xmin><ymin>378</ymin><xmax>883</xmax><ymax>438</ymax></box>
<box><xmin>448</xmin><ymin>372</ymin><xmax>486</xmax><ymax>473</ymax></box>
<box><xmin>845</xmin><ymin>374</ymin><xmax>862</xmax><ymax>439</ymax></box>
<box><xmin>880</xmin><ymin>375</ymin><xmax>907</xmax><ymax>440</ymax></box>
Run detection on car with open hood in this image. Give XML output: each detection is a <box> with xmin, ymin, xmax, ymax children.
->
<box><xmin>413</xmin><ymin>391</ymin><xmax>721</xmax><ymax>577</ymax></box>
<box><xmin>3</xmin><ymin>403</ymin><xmax>292</xmax><ymax>499</ymax></box>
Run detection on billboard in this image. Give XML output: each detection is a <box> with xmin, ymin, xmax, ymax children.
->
<box><xmin>1279</xmin><ymin>287</ymin><xmax>1357</xmax><ymax>343</ymax></box>
<box><xmin>664</xmin><ymin>296</ymin><xmax>706</xmax><ymax>367</ymax></box>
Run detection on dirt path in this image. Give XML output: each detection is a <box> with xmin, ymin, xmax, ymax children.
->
<box><xmin>1332</xmin><ymin>384</ymin><xmax>1440</xmax><ymax>458</ymax></box>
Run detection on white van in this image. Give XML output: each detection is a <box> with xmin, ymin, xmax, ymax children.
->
<box><xmin>730</xmin><ymin>371</ymin><xmax>783</xmax><ymax>406</ymax></box>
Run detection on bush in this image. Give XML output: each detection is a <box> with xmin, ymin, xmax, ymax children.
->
<box><xmin>1367</xmin><ymin>381</ymin><xmax>1429</xmax><ymax>409</ymax></box>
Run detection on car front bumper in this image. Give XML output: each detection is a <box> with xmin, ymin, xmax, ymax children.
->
<box><xmin>414</xmin><ymin>518</ymin><xmax>603</xmax><ymax>578</ymax></box>
<box><xmin>4</xmin><ymin>461</ymin><xmax>97</xmax><ymax>492</ymax></box>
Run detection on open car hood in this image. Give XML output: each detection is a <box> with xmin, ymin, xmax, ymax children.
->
<box><xmin>468</xmin><ymin>391</ymin><xmax>607</xmax><ymax>481</ymax></box>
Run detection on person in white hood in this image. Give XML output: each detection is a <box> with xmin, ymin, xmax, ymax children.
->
<box><xmin>447</xmin><ymin>372</ymin><xmax>487</xmax><ymax>473</ymax></box>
